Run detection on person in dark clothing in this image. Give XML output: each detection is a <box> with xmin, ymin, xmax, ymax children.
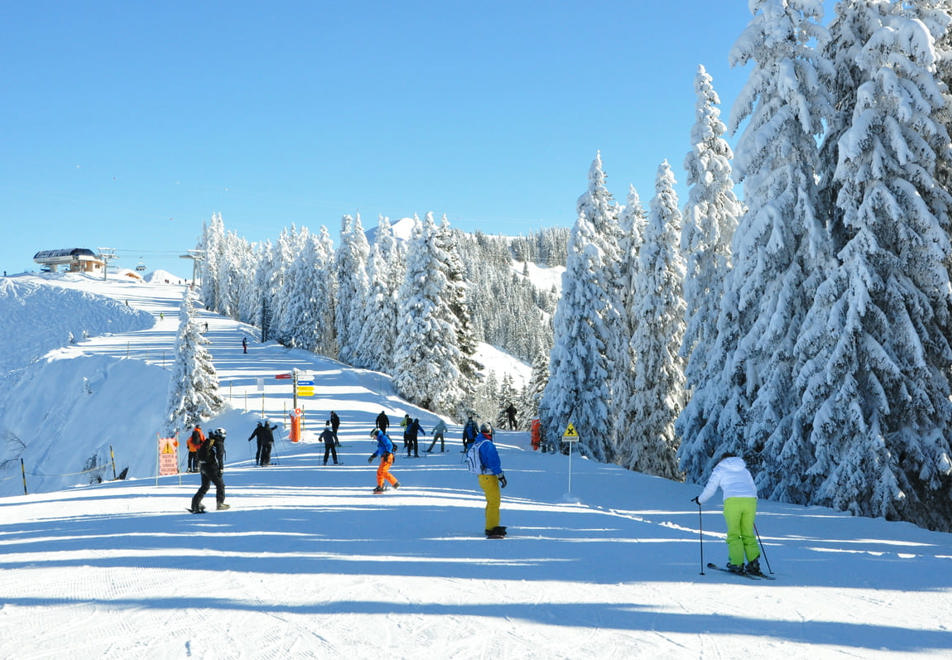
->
<box><xmin>405</xmin><ymin>418</ymin><xmax>425</xmax><ymax>457</ymax></box>
<box><xmin>376</xmin><ymin>410</ymin><xmax>390</xmax><ymax>434</ymax></box>
<box><xmin>505</xmin><ymin>402</ymin><xmax>518</xmax><ymax>430</ymax></box>
<box><xmin>330</xmin><ymin>411</ymin><xmax>341</xmax><ymax>446</ymax></box>
<box><xmin>242</xmin><ymin>337</ymin><xmax>248</xmax><ymax>354</ymax></box>
<box><xmin>462</xmin><ymin>416</ymin><xmax>478</xmax><ymax>452</ymax></box>
<box><xmin>190</xmin><ymin>428</ymin><xmax>229</xmax><ymax>513</ymax></box>
<box><xmin>320</xmin><ymin>421</ymin><xmax>338</xmax><ymax>465</ymax></box>
<box><xmin>248</xmin><ymin>420</ymin><xmax>277</xmax><ymax>466</ymax></box>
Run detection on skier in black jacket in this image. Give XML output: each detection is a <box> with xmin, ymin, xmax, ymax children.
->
<box><xmin>376</xmin><ymin>410</ymin><xmax>390</xmax><ymax>434</ymax></box>
<box><xmin>320</xmin><ymin>421</ymin><xmax>338</xmax><ymax>465</ymax></box>
<box><xmin>405</xmin><ymin>418</ymin><xmax>425</xmax><ymax>458</ymax></box>
<box><xmin>248</xmin><ymin>420</ymin><xmax>277</xmax><ymax>466</ymax></box>
<box><xmin>329</xmin><ymin>410</ymin><xmax>341</xmax><ymax>446</ymax></box>
<box><xmin>190</xmin><ymin>428</ymin><xmax>229</xmax><ymax>513</ymax></box>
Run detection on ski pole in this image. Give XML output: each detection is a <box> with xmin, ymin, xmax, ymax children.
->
<box><xmin>754</xmin><ymin>522</ymin><xmax>773</xmax><ymax>574</ymax></box>
<box><xmin>697</xmin><ymin>500</ymin><xmax>704</xmax><ymax>575</ymax></box>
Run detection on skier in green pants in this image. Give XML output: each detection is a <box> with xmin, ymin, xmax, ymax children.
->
<box><xmin>693</xmin><ymin>453</ymin><xmax>762</xmax><ymax>576</ymax></box>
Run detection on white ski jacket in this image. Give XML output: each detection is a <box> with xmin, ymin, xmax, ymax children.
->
<box><xmin>697</xmin><ymin>457</ymin><xmax>757</xmax><ymax>504</ymax></box>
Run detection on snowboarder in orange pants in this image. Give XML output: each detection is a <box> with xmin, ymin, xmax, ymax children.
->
<box><xmin>368</xmin><ymin>428</ymin><xmax>400</xmax><ymax>493</ymax></box>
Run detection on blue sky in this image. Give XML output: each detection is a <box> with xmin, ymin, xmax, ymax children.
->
<box><xmin>2</xmin><ymin>1</ymin><xmax>812</xmax><ymax>277</ymax></box>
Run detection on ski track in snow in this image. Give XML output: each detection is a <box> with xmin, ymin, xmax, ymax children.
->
<box><xmin>1</xmin><ymin>274</ymin><xmax>952</xmax><ymax>658</ymax></box>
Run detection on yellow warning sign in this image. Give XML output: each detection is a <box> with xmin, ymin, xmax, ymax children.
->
<box><xmin>563</xmin><ymin>423</ymin><xmax>580</xmax><ymax>441</ymax></box>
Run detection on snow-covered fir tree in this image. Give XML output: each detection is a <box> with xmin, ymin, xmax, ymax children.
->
<box><xmin>790</xmin><ymin>3</ymin><xmax>952</xmax><ymax>529</ymax></box>
<box><xmin>198</xmin><ymin>213</ymin><xmax>225</xmax><ymax>312</ymax></box>
<box><xmin>392</xmin><ymin>215</ymin><xmax>467</xmax><ymax>415</ymax></box>
<box><xmin>280</xmin><ymin>227</ymin><xmax>324</xmax><ymax>351</ymax></box>
<box><xmin>353</xmin><ymin>217</ymin><xmax>400</xmax><ymax>371</ymax></box>
<box><xmin>270</xmin><ymin>225</ymin><xmax>305</xmax><ymax>346</ymax></box>
<box><xmin>622</xmin><ymin>161</ymin><xmax>686</xmax><ymax>479</ymax></box>
<box><xmin>436</xmin><ymin>216</ymin><xmax>481</xmax><ymax>417</ymax></box>
<box><xmin>679</xmin><ymin>65</ymin><xmax>741</xmax><ymax>393</ymax></box>
<box><xmin>539</xmin><ymin>155</ymin><xmax>616</xmax><ymax>461</ymax></box>
<box><xmin>678</xmin><ymin>0</ymin><xmax>834</xmax><ymax>486</ymax></box>
<box><xmin>335</xmin><ymin>214</ymin><xmax>370</xmax><ymax>364</ymax></box>
<box><xmin>164</xmin><ymin>287</ymin><xmax>223</xmax><ymax>435</ymax></box>
<box><xmin>609</xmin><ymin>185</ymin><xmax>646</xmax><ymax>460</ymax></box>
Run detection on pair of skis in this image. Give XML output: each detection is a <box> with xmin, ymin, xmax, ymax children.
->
<box><xmin>705</xmin><ymin>562</ymin><xmax>776</xmax><ymax>580</ymax></box>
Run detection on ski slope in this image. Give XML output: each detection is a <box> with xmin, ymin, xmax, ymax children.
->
<box><xmin>1</xmin><ymin>272</ymin><xmax>951</xmax><ymax>659</ymax></box>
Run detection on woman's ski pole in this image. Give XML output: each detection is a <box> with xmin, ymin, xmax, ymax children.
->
<box><xmin>754</xmin><ymin>522</ymin><xmax>773</xmax><ymax>574</ymax></box>
<box><xmin>695</xmin><ymin>498</ymin><xmax>704</xmax><ymax>575</ymax></box>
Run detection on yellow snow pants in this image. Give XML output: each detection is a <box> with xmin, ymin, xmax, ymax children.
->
<box><xmin>478</xmin><ymin>474</ymin><xmax>501</xmax><ymax>531</ymax></box>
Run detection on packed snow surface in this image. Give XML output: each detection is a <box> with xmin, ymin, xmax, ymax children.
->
<box><xmin>1</xmin><ymin>273</ymin><xmax>951</xmax><ymax>658</ymax></box>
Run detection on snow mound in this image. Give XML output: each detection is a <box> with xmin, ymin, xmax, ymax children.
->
<box><xmin>0</xmin><ymin>278</ymin><xmax>154</xmax><ymax>374</ymax></box>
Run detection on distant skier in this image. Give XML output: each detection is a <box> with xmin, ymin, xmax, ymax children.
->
<box><xmin>425</xmin><ymin>419</ymin><xmax>448</xmax><ymax>453</ymax></box>
<box><xmin>330</xmin><ymin>410</ymin><xmax>341</xmax><ymax>446</ymax></box>
<box><xmin>248</xmin><ymin>420</ymin><xmax>277</xmax><ymax>466</ymax></box>
<box><xmin>190</xmin><ymin>428</ymin><xmax>229</xmax><ymax>513</ymax></box>
<box><xmin>692</xmin><ymin>453</ymin><xmax>761</xmax><ymax>576</ymax></box>
<box><xmin>321</xmin><ymin>421</ymin><xmax>339</xmax><ymax>465</ymax></box>
<box><xmin>242</xmin><ymin>336</ymin><xmax>248</xmax><ymax>353</ymax></box>
<box><xmin>376</xmin><ymin>410</ymin><xmax>390</xmax><ymax>434</ymax></box>
<box><xmin>405</xmin><ymin>418</ymin><xmax>425</xmax><ymax>458</ymax></box>
<box><xmin>466</xmin><ymin>422</ymin><xmax>507</xmax><ymax>538</ymax></box>
<box><xmin>505</xmin><ymin>402</ymin><xmax>518</xmax><ymax>430</ymax></box>
<box><xmin>462</xmin><ymin>416</ymin><xmax>478</xmax><ymax>452</ymax></box>
<box><xmin>368</xmin><ymin>428</ymin><xmax>400</xmax><ymax>493</ymax></box>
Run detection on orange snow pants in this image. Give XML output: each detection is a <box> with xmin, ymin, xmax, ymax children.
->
<box><xmin>376</xmin><ymin>454</ymin><xmax>397</xmax><ymax>488</ymax></box>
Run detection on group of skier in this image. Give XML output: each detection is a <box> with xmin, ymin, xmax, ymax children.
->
<box><xmin>186</xmin><ymin>411</ymin><xmax>762</xmax><ymax>561</ymax></box>
<box><xmin>367</xmin><ymin>413</ymin><xmax>507</xmax><ymax>538</ymax></box>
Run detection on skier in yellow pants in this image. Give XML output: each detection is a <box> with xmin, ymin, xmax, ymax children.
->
<box><xmin>693</xmin><ymin>453</ymin><xmax>762</xmax><ymax>575</ymax></box>
<box><xmin>467</xmin><ymin>423</ymin><xmax>508</xmax><ymax>538</ymax></box>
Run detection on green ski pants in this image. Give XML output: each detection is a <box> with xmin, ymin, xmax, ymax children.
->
<box><xmin>723</xmin><ymin>497</ymin><xmax>760</xmax><ymax>566</ymax></box>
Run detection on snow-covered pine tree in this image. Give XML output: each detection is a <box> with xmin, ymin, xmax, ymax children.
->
<box><xmin>622</xmin><ymin>161</ymin><xmax>686</xmax><ymax>479</ymax></box>
<box><xmin>270</xmin><ymin>225</ymin><xmax>304</xmax><ymax>346</ymax></box>
<box><xmin>198</xmin><ymin>213</ymin><xmax>225</xmax><ymax>312</ymax></box>
<box><xmin>679</xmin><ymin>65</ymin><xmax>741</xmax><ymax>392</ymax></box>
<box><xmin>678</xmin><ymin>0</ymin><xmax>834</xmax><ymax>487</ymax></box>
<box><xmin>281</xmin><ymin>227</ymin><xmax>322</xmax><ymax>351</ymax></box>
<box><xmin>539</xmin><ymin>154</ymin><xmax>616</xmax><ymax>462</ymax></box>
<box><xmin>609</xmin><ymin>185</ymin><xmax>646</xmax><ymax>461</ymax></box>
<box><xmin>253</xmin><ymin>239</ymin><xmax>276</xmax><ymax>342</ymax></box>
<box><xmin>496</xmin><ymin>373</ymin><xmax>517</xmax><ymax>429</ymax></box>
<box><xmin>791</xmin><ymin>4</ymin><xmax>952</xmax><ymax>529</ymax></box>
<box><xmin>392</xmin><ymin>215</ymin><xmax>466</xmax><ymax>414</ymax></box>
<box><xmin>164</xmin><ymin>286</ymin><xmax>223</xmax><ymax>435</ymax></box>
<box><xmin>335</xmin><ymin>214</ymin><xmax>370</xmax><ymax>365</ymax></box>
<box><xmin>353</xmin><ymin>217</ymin><xmax>399</xmax><ymax>371</ymax></box>
<box><xmin>437</xmin><ymin>216</ymin><xmax>481</xmax><ymax>417</ymax></box>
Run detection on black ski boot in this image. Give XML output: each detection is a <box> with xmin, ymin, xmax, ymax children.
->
<box><xmin>745</xmin><ymin>558</ymin><xmax>764</xmax><ymax>576</ymax></box>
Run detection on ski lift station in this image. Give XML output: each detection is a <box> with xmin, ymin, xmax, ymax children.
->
<box><xmin>33</xmin><ymin>248</ymin><xmax>105</xmax><ymax>274</ymax></box>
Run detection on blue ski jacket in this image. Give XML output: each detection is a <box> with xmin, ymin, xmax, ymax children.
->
<box><xmin>371</xmin><ymin>430</ymin><xmax>394</xmax><ymax>458</ymax></box>
<box><xmin>476</xmin><ymin>433</ymin><xmax>502</xmax><ymax>475</ymax></box>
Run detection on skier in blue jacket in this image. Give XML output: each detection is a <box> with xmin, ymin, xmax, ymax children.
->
<box><xmin>470</xmin><ymin>423</ymin><xmax>507</xmax><ymax>538</ymax></box>
<box><xmin>368</xmin><ymin>428</ymin><xmax>400</xmax><ymax>493</ymax></box>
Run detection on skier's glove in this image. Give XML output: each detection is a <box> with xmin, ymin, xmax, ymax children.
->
<box><xmin>690</xmin><ymin>496</ymin><xmax>700</xmax><ymax>505</ymax></box>
<box><xmin>498</xmin><ymin>473</ymin><xmax>507</xmax><ymax>488</ymax></box>
<box><xmin>368</xmin><ymin>454</ymin><xmax>375</xmax><ymax>463</ymax></box>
